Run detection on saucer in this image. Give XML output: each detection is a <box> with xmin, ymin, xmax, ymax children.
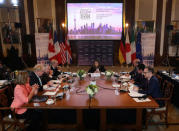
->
<box><xmin>46</xmin><ymin>99</ymin><xmax>54</xmax><ymax>105</ymax></box>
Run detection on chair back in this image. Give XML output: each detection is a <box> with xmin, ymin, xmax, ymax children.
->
<box><xmin>155</xmin><ymin>74</ymin><xmax>163</xmax><ymax>90</ymax></box>
<box><xmin>162</xmin><ymin>80</ymin><xmax>174</xmax><ymax>100</ymax></box>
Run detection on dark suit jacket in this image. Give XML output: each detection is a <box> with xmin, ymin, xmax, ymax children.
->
<box><xmin>51</xmin><ymin>66</ymin><xmax>61</xmax><ymax>79</ymax></box>
<box><xmin>130</xmin><ymin>67</ymin><xmax>138</xmax><ymax>79</ymax></box>
<box><xmin>134</xmin><ymin>73</ymin><xmax>147</xmax><ymax>90</ymax></box>
<box><xmin>139</xmin><ymin>76</ymin><xmax>164</xmax><ymax>107</ymax></box>
<box><xmin>40</xmin><ymin>73</ymin><xmax>52</xmax><ymax>85</ymax></box>
<box><xmin>88</xmin><ymin>65</ymin><xmax>106</xmax><ymax>73</ymax></box>
<box><xmin>29</xmin><ymin>71</ymin><xmax>43</xmax><ymax>91</ymax></box>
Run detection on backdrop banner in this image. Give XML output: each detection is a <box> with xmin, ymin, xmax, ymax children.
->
<box><xmin>35</xmin><ymin>33</ymin><xmax>49</xmax><ymax>64</ymax></box>
<box><xmin>141</xmin><ymin>33</ymin><xmax>156</xmax><ymax>67</ymax></box>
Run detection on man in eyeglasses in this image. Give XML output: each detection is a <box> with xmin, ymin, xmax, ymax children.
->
<box><xmin>134</xmin><ymin>66</ymin><xmax>164</xmax><ymax>107</ymax></box>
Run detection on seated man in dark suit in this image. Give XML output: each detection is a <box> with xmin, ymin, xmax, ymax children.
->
<box><xmin>133</xmin><ymin>63</ymin><xmax>147</xmax><ymax>89</ymax></box>
<box><xmin>41</xmin><ymin>64</ymin><xmax>53</xmax><ymax>85</ymax></box>
<box><xmin>88</xmin><ymin>60</ymin><xmax>106</xmax><ymax>73</ymax></box>
<box><xmin>29</xmin><ymin>64</ymin><xmax>44</xmax><ymax>91</ymax></box>
<box><xmin>135</xmin><ymin>67</ymin><xmax>164</xmax><ymax>107</ymax></box>
<box><xmin>50</xmin><ymin>59</ymin><xmax>62</xmax><ymax>79</ymax></box>
<box><xmin>129</xmin><ymin>59</ymin><xmax>140</xmax><ymax>79</ymax></box>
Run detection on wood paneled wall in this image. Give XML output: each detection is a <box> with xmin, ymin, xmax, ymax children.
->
<box><xmin>154</xmin><ymin>0</ymin><xmax>163</xmax><ymax>65</ymax></box>
<box><xmin>15</xmin><ymin>0</ymin><xmax>174</xmax><ymax>66</ymax></box>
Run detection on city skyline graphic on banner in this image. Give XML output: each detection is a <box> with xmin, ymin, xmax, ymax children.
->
<box><xmin>67</xmin><ymin>3</ymin><xmax>123</xmax><ymax>40</ymax></box>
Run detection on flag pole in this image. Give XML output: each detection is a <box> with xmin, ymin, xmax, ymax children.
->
<box><xmin>65</xmin><ymin>0</ymin><xmax>70</xmax><ymax>69</ymax></box>
<box><xmin>126</xmin><ymin>24</ymin><xmax>129</xmax><ymax>68</ymax></box>
<box><xmin>121</xmin><ymin>0</ymin><xmax>126</xmax><ymax>68</ymax></box>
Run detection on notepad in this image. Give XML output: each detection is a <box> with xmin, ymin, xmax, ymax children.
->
<box><xmin>43</xmin><ymin>91</ymin><xmax>57</xmax><ymax>96</ymax></box>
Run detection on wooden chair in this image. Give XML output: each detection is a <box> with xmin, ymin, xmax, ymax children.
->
<box><xmin>0</xmin><ymin>108</ymin><xmax>26</xmax><ymax>131</ymax></box>
<box><xmin>0</xmin><ymin>93</ymin><xmax>26</xmax><ymax>131</ymax></box>
<box><xmin>156</xmin><ymin>74</ymin><xmax>163</xmax><ymax>90</ymax></box>
<box><xmin>145</xmin><ymin>80</ymin><xmax>174</xmax><ymax>129</ymax></box>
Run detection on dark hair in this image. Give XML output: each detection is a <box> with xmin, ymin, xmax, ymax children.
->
<box><xmin>137</xmin><ymin>64</ymin><xmax>145</xmax><ymax>71</ymax></box>
<box><xmin>93</xmin><ymin>60</ymin><xmax>100</xmax><ymax>66</ymax></box>
<box><xmin>146</xmin><ymin>66</ymin><xmax>154</xmax><ymax>74</ymax></box>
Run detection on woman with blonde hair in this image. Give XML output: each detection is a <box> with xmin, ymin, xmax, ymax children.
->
<box><xmin>11</xmin><ymin>71</ymin><xmax>39</xmax><ymax>116</ymax></box>
<box><xmin>11</xmin><ymin>71</ymin><xmax>40</xmax><ymax>130</ymax></box>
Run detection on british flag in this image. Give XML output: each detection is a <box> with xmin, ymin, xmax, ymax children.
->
<box><xmin>65</xmin><ymin>37</ymin><xmax>72</xmax><ymax>64</ymax></box>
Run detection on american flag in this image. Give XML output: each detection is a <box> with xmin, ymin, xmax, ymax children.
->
<box><xmin>59</xmin><ymin>42</ymin><xmax>66</xmax><ymax>65</ymax></box>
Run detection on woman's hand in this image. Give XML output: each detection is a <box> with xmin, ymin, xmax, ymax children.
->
<box><xmin>130</xmin><ymin>79</ymin><xmax>134</xmax><ymax>84</ymax></box>
<box><xmin>133</xmin><ymin>86</ymin><xmax>139</xmax><ymax>92</ymax></box>
<box><xmin>32</xmin><ymin>84</ymin><xmax>39</xmax><ymax>95</ymax></box>
<box><xmin>49</xmin><ymin>70</ymin><xmax>53</xmax><ymax>76</ymax></box>
<box><xmin>28</xmin><ymin>84</ymin><xmax>39</xmax><ymax>102</ymax></box>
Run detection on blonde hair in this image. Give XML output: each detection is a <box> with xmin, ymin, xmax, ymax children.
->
<box><xmin>33</xmin><ymin>64</ymin><xmax>43</xmax><ymax>72</ymax></box>
<box><xmin>15</xmin><ymin>71</ymin><xmax>29</xmax><ymax>85</ymax></box>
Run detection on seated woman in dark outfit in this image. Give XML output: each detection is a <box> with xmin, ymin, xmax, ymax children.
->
<box><xmin>88</xmin><ymin>60</ymin><xmax>106</xmax><ymax>73</ymax></box>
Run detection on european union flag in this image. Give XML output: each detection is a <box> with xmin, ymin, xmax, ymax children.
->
<box><xmin>136</xmin><ymin>32</ymin><xmax>143</xmax><ymax>62</ymax></box>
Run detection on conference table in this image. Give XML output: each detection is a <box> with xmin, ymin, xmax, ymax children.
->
<box><xmin>23</xmin><ymin>75</ymin><xmax>159</xmax><ymax>131</ymax></box>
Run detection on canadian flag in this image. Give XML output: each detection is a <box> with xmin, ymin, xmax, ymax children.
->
<box><xmin>125</xmin><ymin>31</ymin><xmax>131</xmax><ymax>64</ymax></box>
<box><xmin>48</xmin><ymin>31</ymin><xmax>62</xmax><ymax>64</ymax></box>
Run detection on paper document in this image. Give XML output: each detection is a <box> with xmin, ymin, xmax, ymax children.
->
<box><xmin>43</xmin><ymin>91</ymin><xmax>57</xmax><ymax>96</ymax></box>
<box><xmin>51</xmin><ymin>80</ymin><xmax>61</xmax><ymax>84</ymax></box>
<box><xmin>128</xmin><ymin>91</ymin><xmax>145</xmax><ymax>97</ymax></box>
<box><xmin>133</xmin><ymin>98</ymin><xmax>151</xmax><ymax>102</ymax></box>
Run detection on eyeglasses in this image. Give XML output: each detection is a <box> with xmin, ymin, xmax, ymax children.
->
<box><xmin>143</xmin><ymin>72</ymin><xmax>149</xmax><ymax>74</ymax></box>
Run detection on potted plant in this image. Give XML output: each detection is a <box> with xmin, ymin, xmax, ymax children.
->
<box><xmin>77</xmin><ymin>70</ymin><xmax>86</xmax><ymax>80</ymax></box>
<box><xmin>86</xmin><ymin>84</ymin><xmax>99</xmax><ymax>98</ymax></box>
<box><xmin>105</xmin><ymin>70</ymin><xmax>113</xmax><ymax>80</ymax></box>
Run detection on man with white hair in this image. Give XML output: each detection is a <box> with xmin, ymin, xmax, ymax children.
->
<box><xmin>29</xmin><ymin>64</ymin><xmax>44</xmax><ymax>91</ymax></box>
<box><xmin>41</xmin><ymin>64</ymin><xmax>53</xmax><ymax>85</ymax></box>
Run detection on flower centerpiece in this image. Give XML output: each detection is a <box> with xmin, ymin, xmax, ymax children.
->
<box><xmin>86</xmin><ymin>84</ymin><xmax>99</xmax><ymax>98</ymax></box>
<box><xmin>77</xmin><ymin>70</ymin><xmax>86</xmax><ymax>80</ymax></box>
<box><xmin>105</xmin><ymin>70</ymin><xmax>113</xmax><ymax>80</ymax></box>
